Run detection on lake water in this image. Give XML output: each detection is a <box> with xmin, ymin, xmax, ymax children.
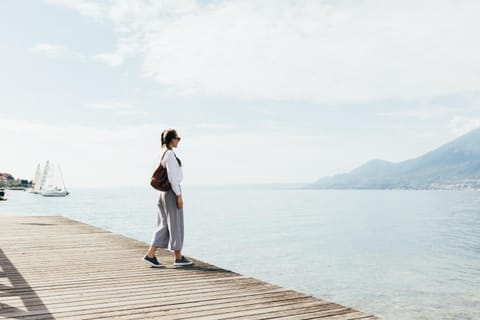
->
<box><xmin>1</xmin><ymin>187</ymin><xmax>479</xmax><ymax>319</ymax></box>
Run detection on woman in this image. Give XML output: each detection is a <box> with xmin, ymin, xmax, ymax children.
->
<box><xmin>143</xmin><ymin>129</ymin><xmax>193</xmax><ymax>267</ymax></box>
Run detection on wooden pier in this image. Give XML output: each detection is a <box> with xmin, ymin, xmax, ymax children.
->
<box><xmin>0</xmin><ymin>215</ymin><xmax>380</xmax><ymax>319</ymax></box>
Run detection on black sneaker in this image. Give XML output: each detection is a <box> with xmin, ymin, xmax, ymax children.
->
<box><xmin>174</xmin><ymin>256</ymin><xmax>193</xmax><ymax>266</ymax></box>
<box><xmin>143</xmin><ymin>255</ymin><xmax>163</xmax><ymax>268</ymax></box>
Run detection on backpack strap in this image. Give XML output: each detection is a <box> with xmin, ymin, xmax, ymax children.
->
<box><xmin>161</xmin><ymin>149</ymin><xmax>169</xmax><ymax>160</ymax></box>
<box><xmin>160</xmin><ymin>148</ymin><xmax>180</xmax><ymax>166</ymax></box>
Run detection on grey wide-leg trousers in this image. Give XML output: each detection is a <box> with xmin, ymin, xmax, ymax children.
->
<box><xmin>151</xmin><ymin>189</ymin><xmax>184</xmax><ymax>251</ymax></box>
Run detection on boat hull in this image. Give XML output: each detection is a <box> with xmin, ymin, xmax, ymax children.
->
<box><xmin>41</xmin><ymin>191</ymin><xmax>69</xmax><ymax>197</ymax></box>
<box><xmin>0</xmin><ymin>189</ymin><xmax>6</xmax><ymax>201</ymax></box>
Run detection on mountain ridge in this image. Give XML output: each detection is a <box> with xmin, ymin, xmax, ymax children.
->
<box><xmin>309</xmin><ymin>128</ymin><xmax>480</xmax><ymax>190</ymax></box>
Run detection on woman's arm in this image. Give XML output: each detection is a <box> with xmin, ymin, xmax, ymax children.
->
<box><xmin>165</xmin><ymin>151</ymin><xmax>183</xmax><ymax>208</ymax></box>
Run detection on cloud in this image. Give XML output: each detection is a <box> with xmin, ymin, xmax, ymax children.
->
<box><xmin>93</xmin><ymin>52</ymin><xmax>124</xmax><ymax>66</ymax></box>
<box><xmin>448</xmin><ymin>116</ymin><xmax>480</xmax><ymax>136</ymax></box>
<box><xmin>29</xmin><ymin>42</ymin><xmax>88</xmax><ymax>61</ymax></box>
<box><xmin>248</xmin><ymin>107</ymin><xmax>277</xmax><ymax>117</ymax></box>
<box><xmin>44</xmin><ymin>0</ymin><xmax>104</xmax><ymax>17</ymax></box>
<box><xmin>93</xmin><ymin>37</ymin><xmax>142</xmax><ymax>66</ymax></box>
<box><xmin>29</xmin><ymin>43</ymin><xmax>69</xmax><ymax>57</ymax></box>
<box><xmin>86</xmin><ymin>101</ymin><xmax>145</xmax><ymax>116</ymax></box>
<box><xmin>47</xmin><ymin>0</ymin><xmax>480</xmax><ymax>104</ymax></box>
<box><xmin>86</xmin><ymin>101</ymin><xmax>134</xmax><ymax>110</ymax></box>
<box><xmin>194</xmin><ymin>122</ymin><xmax>236</xmax><ymax>130</ymax></box>
<box><xmin>415</xmin><ymin>132</ymin><xmax>435</xmax><ymax>139</ymax></box>
<box><xmin>378</xmin><ymin>106</ymin><xmax>453</xmax><ymax>120</ymax></box>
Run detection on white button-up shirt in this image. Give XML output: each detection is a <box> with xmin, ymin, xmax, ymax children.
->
<box><xmin>161</xmin><ymin>149</ymin><xmax>183</xmax><ymax>196</ymax></box>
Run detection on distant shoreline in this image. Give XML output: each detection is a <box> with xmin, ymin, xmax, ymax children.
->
<box><xmin>18</xmin><ymin>184</ymin><xmax>479</xmax><ymax>191</ymax></box>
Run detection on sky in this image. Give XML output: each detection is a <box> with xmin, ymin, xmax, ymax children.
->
<box><xmin>1</xmin><ymin>0</ymin><xmax>480</xmax><ymax>187</ymax></box>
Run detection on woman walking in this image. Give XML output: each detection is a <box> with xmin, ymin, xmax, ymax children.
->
<box><xmin>143</xmin><ymin>129</ymin><xmax>193</xmax><ymax>267</ymax></box>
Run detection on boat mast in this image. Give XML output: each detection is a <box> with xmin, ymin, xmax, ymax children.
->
<box><xmin>57</xmin><ymin>164</ymin><xmax>67</xmax><ymax>192</ymax></box>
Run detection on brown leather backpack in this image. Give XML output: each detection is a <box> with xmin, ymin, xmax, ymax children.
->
<box><xmin>150</xmin><ymin>151</ymin><xmax>171</xmax><ymax>191</ymax></box>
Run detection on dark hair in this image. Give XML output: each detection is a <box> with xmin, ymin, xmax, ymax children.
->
<box><xmin>161</xmin><ymin>128</ymin><xmax>182</xmax><ymax>166</ymax></box>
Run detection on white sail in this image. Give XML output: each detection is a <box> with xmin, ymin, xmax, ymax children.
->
<box><xmin>57</xmin><ymin>164</ymin><xmax>68</xmax><ymax>192</ymax></box>
<box><xmin>39</xmin><ymin>160</ymin><xmax>50</xmax><ymax>192</ymax></box>
<box><xmin>32</xmin><ymin>163</ymin><xmax>42</xmax><ymax>193</ymax></box>
<box><xmin>41</xmin><ymin>161</ymin><xmax>69</xmax><ymax>197</ymax></box>
<box><xmin>44</xmin><ymin>164</ymin><xmax>57</xmax><ymax>192</ymax></box>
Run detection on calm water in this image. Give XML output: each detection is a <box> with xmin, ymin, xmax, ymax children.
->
<box><xmin>1</xmin><ymin>187</ymin><xmax>479</xmax><ymax>320</ymax></box>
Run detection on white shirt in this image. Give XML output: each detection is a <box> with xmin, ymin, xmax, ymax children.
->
<box><xmin>161</xmin><ymin>149</ymin><xmax>183</xmax><ymax>196</ymax></box>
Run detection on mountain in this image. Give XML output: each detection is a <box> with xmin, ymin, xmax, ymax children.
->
<box><xmin>309</xmin><ymin>128</ymin><xmax>480</xmax><ymax>190</ymax></box>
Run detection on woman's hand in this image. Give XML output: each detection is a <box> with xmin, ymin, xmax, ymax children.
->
<box><xmin>177</xmin><ymin>195</ymin><xmax>183</xmax><ymax>209</ymax></box>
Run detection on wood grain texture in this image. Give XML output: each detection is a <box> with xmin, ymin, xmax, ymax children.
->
<box><xmin>0</xmin><ymin>216</ymin><xmax>381</xmax><ymax>319</ymax></box>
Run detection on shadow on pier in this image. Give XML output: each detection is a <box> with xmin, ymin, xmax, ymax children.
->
<box><xmin>0</xmin><ymin>249</ymin><xmax>55</xmax><ymax>319</ymax></box>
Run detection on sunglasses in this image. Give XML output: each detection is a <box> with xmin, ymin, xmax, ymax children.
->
<box><xmin>174</xmin><ymin>137</ymin><xmax>181</xmax><ymax>141</ymax></box>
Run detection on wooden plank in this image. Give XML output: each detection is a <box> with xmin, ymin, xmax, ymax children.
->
<box><xmin>0</xmin><ymin>215</ymin><xmax>381</xmax><ymax>320</ymax></box>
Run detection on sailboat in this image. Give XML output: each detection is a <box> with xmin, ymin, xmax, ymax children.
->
<box><xmin>40</xmin><ymin>162</ymin><xmax>69</xmax><ymax>197</ymax></box>
<box><xmin>30</xmin><ymin>163</ymin><xmax>42</xmax><ymax>194</ymax></box>
<box><xmin>38</xmin><ymin>160</ymin><xmax>50</xmax><ymax>194</ymax></box>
